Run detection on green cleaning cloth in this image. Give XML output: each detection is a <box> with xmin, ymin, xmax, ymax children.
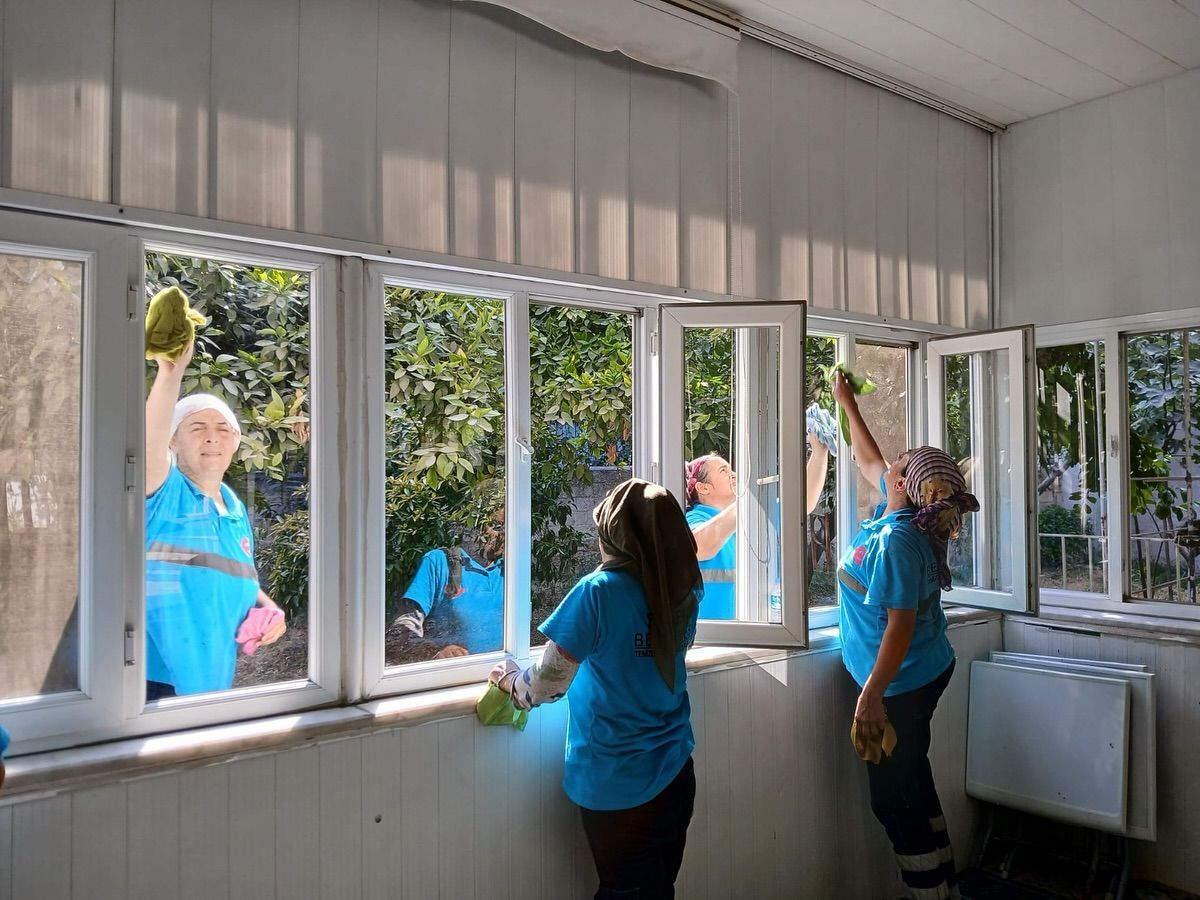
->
<box><xmin>145</xmin><ymin>286</ymin><xmax>206</xmax><ymax>362</ymax></box>
<box><xmin>826</xmin><ymin>362</ymin><xmax>876</xmax><ymax>446</ymax></box>
<box><xmin>476</xmin><ymin>683</ymin><xmax>529</xmax><ymax>731</ymax></box>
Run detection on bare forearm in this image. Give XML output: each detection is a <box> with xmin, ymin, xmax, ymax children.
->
<box><xmin>146</xmin><ymin>370</ymin><xmax>184</xmax><ymax>492</ymax></box>
<box><xmin>805</xmin><ymin>445</ymin><xmax>829</xmax><ymax>515</ymax></box>
<box><xmin>692</xmin><ymin>504</ymin><xmax>737</xmax><ymax>560</ymax></box>
<box><xmin>841</xmin><ymin>399</ymin><xmax>885</xmax><ymax>479</ymax></box>
<box><xmin>863</xmin><ymin>610</ymin><xmax>915</xmax><ymax>699</ymax></box>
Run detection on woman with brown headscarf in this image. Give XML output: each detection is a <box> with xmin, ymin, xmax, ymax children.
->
<box><xmin>490</xmin><ymin>478</ymin><xmax>703</xmax><ymax>900</ymax></box>
<box><xmin>833</xmin><ymin>372</ymin><xmax>979</xmax><ymax>900</ymax></box>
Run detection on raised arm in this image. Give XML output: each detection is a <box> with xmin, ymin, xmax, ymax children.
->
<box><xmin>831</xmin><ymin>371</ymin><xmax>887</xmax><ymax>489</ymax></box>
<box><xmin>690</xmin><ymin>504</ymin><xmax>737</xmax><ymax>560</ymax></box>
<box><xmin>805</xmin><ymin>432</ymin><xmax>829</xmax><ymax>516</ymax></box>
<box><xmin>145</xmin><ymin>341</ymin><xmax>194</xmax><ymax>495</ymax></box>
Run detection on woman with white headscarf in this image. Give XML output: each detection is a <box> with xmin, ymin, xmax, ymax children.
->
<box><xmin>144</xmin><ymin>340</ymin><xmax>285</xmax><ymax>700</ymax></box>
<box><xmin>833</xmin><ymin>372</ymin><xmax>979</xmax><ymax>900</ymax></box>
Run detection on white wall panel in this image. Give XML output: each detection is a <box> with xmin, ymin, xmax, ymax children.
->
<box><xmin>319</xmin><ymin>738</ymin><xmax>364</xmax><ymax>900</ymax></box>
<box><xmin>936</xmin><ymin>117</ymin><xmax>967</xmax><ymax>328</ymax></box>
<box><xmin>127</xmin><ymin>774</ymin><xmax>181</xmax><ymax>900</ymax></box>
<box><xmin>228</xmin><ymin>755</ymin><xmax>276</xmax><ymax>900</ymax></box>
<box><xmin>3</xmin><ymin>0</ymin><xmax>112</xmax><ymax>201</ymax></box>
<box><xmin>399</xmin><ymin>722</ymin><xmax>440</xmax><ymax>898</ymax></box>
<box><xmin>1056</xmin><ymin>100</ymin><xmax>1114</xmax><ymax>322</ymax></box>
<box><xmin>680</xmin><ymin>77</ymin><xmax>728</xmax><ymax>295</ymax></box>
<box><xmin>808</xmin><ymin>65</ymin><xmax>847</xmax><ymax>311</ymax></box>
<box><xmin>844</xmin><ymin>78</ymin><xmax>879</xmax><ymax>317</ymax></box>
<box><xmin>963</xmin><ymin>127</ymin><xmax>990</xmax><ymax>329</ymax></box>
<box><xmin>378</xmin><ymin>0</ymin><xmax>450</xmax><ymax>254</ymax></box>
<box><xmin>0</xmin><ymin>804</ymin><xmax>10</xmax><ymax>900</ymax></box>
<box><xmin>179</xmin><ymin>766</ymin><xmax>230</xmax><ymax>900</ymax></box>
<box><xmin>515</xmin><ymin>26</ymin><xmax>576</xmax><ymax>274</ymax></box>
<box><xmin>115</xmin><ymin>0</ymin><xmax>210</xmax><ymax>216</ymax></box>
<box><xmin>361</xmin><ymin>731</ymin><xmax>403</xmax><ymax>900</ymax></box>
<box><xmin>211</xmin><ymin>0</ymin><xmax>299</xmax><ymax>230</ymax></box>
<box><xmin>732</xmin><ymin>38</ymin><xmax>773</xmax><ymax>300</ymax></box>
<box><xmin>574</xmin><ymin>52</ymin><xmax>630</xmax><ymax>282</ymax></box>
<box><xmin>876</xmin><ymin>91</ymin><xmax>910</xmax><ymax>319</ymax></box>
<box><xmin>907</xmin><ymin>103</ymin><xmax>941</xmax><ymax>323</ymax></box>
<box><xmin>439</xmin><ymin>717</ymin><xmax>477</xmax><ymax>898</ymax></box>
<box><xmin>274</xmin><ymin>746</ymin><xmax>320</xmax><ymax>900</ymax></box>
<box><xmin>11</xmin><ymin>795</ymin><xmax>71</xmax><ymax>900</ymax></box>
<box><xmin>71</xmin><ymin>784</ymin><xmax>127</xmax><ymax>899</ymax></box>
<box><xmin>1165</xmin><ymin>68</ymin><xmax>1200</xmax><ymax>308</ymax></box>
<box><xmin>298</xmin><ymin>0</ymin><xmax>379</xmax><ymax>242</ymax></box>
<box><xmin>449</xmin><ymin>3</ymin><xmax>516</xmax><ymax>264</ymax></box>
<box><xmin>769</xmin><ymin>52</ymin><xmax>811</xmax><ymax>303</ymax></box>
<box><xmin>630</xmin><ymin>67</ymin><xmax>680</xmax><ymax>288</ymax></box>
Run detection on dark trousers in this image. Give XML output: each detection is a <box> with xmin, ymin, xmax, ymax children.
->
<box><xmin>579</xmin><ymin>757</ymin><xmax>696</xmax><ymax>900</ymax></box>
<box><xmin>865</xmin><ymin>660</ymin><xmax>958</xmax><ymax>899</ymax></box>
<box><xmin>145</xmin><ymin>680</ymin><xmax>177</xmax><ymax>702</ymax></box>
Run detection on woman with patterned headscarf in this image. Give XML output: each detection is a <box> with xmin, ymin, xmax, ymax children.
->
<box><xmin>832</xmin><ymin>372</ymin><xmax>979</xmax><ymax>900</ymax></box>
<box><xmin>490</xmin><ymin>479</ymin><xmax>704</xmax><ymax>899</ymax></box>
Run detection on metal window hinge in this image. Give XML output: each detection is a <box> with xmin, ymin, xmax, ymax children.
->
<box><xmin>649</xmin><ymin>331</ymin><xmax>658</xmax><ymax>357</ymax></box>
<box><xmin>124</xmin><ymin>628</ymin><xmax>136</xmax><ymax>666</ymax></box>
<box><xmin>125</xmin><ymin>454</ymin><xmax>137</xmax><ymax>492</ymax></box>
<box><xmin>127</xmin><ymin>285</ymin><xmax>140</xmax><ymax>321</ymax></box>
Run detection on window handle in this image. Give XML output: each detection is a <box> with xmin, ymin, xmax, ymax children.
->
<box><xmin>514</xmin><ymin>437</ymin><xmax>533</xmax><ymax>460</ymax></box>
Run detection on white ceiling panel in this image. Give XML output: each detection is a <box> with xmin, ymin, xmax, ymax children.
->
<box><xmin>723</xmin><ymin>0</ymin><xmax>1200</xmax><ymax>124</ymax></box>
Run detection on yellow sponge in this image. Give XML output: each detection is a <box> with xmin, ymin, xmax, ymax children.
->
<box><xmin>145</xmin><ymin>286</ymin><xmax>206</xmax><ymax>361</ymax></box>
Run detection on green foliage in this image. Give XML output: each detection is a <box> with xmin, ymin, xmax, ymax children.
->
<box><xmin>1035</xmin><ymin>343</ymin><xmax>1104</xmax><ymax>507</ymax></box>
<box><xmin>1037</xmin><ymin>504</ymin><xmax>1092</xmax><ymax>570</ymax></box>
<box><xmin>683</xmin><ymin>329</ymin><xmax>735</xmax><ymax>459</ymax></box>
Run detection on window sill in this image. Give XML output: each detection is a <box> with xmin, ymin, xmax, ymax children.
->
<box><xmin>1014</xmin><ymin>603</ymin><xmax>1200</xmax><ymax>645</ymax></box>
<box><xmin>1</xmin><ymin>610</ymin><xmax>1000</xmax><ymax>804</ymax></box>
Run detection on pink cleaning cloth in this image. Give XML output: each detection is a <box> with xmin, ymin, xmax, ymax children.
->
<box><xmin>236</xmin><ymin>607</ymin><xmax>285</xmax><ymax>656</ymax></box>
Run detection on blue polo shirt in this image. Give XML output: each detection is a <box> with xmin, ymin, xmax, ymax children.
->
<box><xmin>541</xmin><ymin>567</ymin><xmax>697</xmax><ymax>811</ymax></box>
<box><xmin>145</xmin><ymin>464</ymin><xmax>259</xmax><ymax>695</ymax></box>
<box><xmin>402</xmin><ymin>549</ymin><xmax>504</xmax><ymax>654</ymax></box>
<box><xmin>685</xmin><ymin>504</ymin><xmax>735</xmax><ymax>619</ymax></box>
<box><xmin>838</xmin><ymin>478</ymin><xmax>954</xmax><ymax>696</ymax></box>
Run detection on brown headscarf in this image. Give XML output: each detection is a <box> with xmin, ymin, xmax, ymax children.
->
<box><xmin>593</xmin><ymin>479</ymin><xmax>703</xmax><ymax>691</ymax></box>
<box><xmin>901</xmin><ymin>446</ymin><xmax>980</xmax><ymax>590</ymax></box>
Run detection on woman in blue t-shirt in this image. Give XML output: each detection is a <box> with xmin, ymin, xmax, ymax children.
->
<box><xmin>490</xmin><ymin>479</ymin><xmax>703</xmax><ymax>900</ymax></box>
<box><xmin>832</xmin><ymin>372</ymin><xmax>979</xmax><ymax>900</ymax></box>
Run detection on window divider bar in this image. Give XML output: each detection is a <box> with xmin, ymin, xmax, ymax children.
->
<box><xmin>506</xmin><ymin>291</ymin><xmax>533</xmax><ymax>663</ymax></box>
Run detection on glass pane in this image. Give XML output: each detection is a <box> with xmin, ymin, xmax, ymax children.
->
<box><xmin>529</xmin><ymin>305</ymin><xmax>633</xmax><ymax>647</ymax></box>
<box><xmin>683</xmin><ymin>326</ymin><xmax>782</xmax><ymax>623</ymax></box>
<box><xmin>943</xmin><ymin>349</ymin><xmax>1013</xmax><ymax>593</ymax></box>
<box><xmin>144</xmin><ymin>252</ymin><xmax>311</xmax><ymax>701</ymax></box>
<box><xmin>854</xmin><ymin>344</ymin><xmax>910</xmax><ymax>524</ymax></box>
<box><xmin>1126</xmin><ymin>329</ymin><xmax>1199</xmax><ymax>603</ymax></box>
<box><xmin>1035</xmin><ymin>342</ymin><xmax>1108</xmax><ymax>594</ymax></box>
<box><xmin>805</xmin><ymin>335</ymin><xmax>837</xmax><ymax>609</ymax></box>
<box><xmin>383</xmin><ymin>288</ymin><xmax>506</xmax><ymax>664</ymax></box>
<box><xmin>0</xmin><ymin>253</ymin><xmax>82</xmax><ymax>700</ymax></box>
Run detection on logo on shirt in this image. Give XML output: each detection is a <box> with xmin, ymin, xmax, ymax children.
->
<box><xmin>632</xmin><ymin>632</ymin><xmax>655</xmax><ymax>658</ymax></box>
<box><xmin>852</xmin><ymin>545</ymin><xmax>867</xmax><ymax>566</ymax></box>
<box><xmin>240</xmin><ymin>536</ymin><xmax>252</xmax><ymax>558</ymax></box>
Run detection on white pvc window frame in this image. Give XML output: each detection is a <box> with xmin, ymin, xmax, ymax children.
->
<box><xmin>926</xmin><ymin>325</ymin><xmax>1038</xmax><ymax>614</ymax></box>
<box><xmin>659</xmin><ymin>302</ymin><xmax>809</xmax><ymax>648</ymax></box>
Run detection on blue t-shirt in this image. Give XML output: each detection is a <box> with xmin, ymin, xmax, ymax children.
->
<box><xmin>838</xmin><ymin>477</ymin><xmax>954</xmax><ymax>696</ymax></box>
<box><xmin>0</xmin><ymin>725</ymin><xmax>10</xmax><ymax>758</ymax></box>
<box><xmin>685</xmin><ymin>504</ymin><xmax>735</xmax><ymax>619</ymax></box>
<box><xmin>402</xmin><ymin>549</ymin><xmax>504</xmax><ymax>654</ymax></box>
<box><xmin>145</xmin><ymin>465</ymin><xmax>260</xmax><ymax>695</ymax></box>
<box><xmin>541</xmin><ymin>568</ymin><xmax>697</xmax><ymax>811</ymax></box>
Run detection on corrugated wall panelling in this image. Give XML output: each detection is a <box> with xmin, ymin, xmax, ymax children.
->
<box><xmin>361</xmin><ymin>730</ymin><xmax>403</xmax><ymax>900</ymax></box>
<box><xmin>127</xmin><ymin>773</ymin><xmax>181</xmax><ymax>899</ymax></box>
<box><xmin>844</xmin><ymin>78</ymin><xmax>880</xmax><ymax>318</ymax></box>
<box><xmin>11</xmin><ymin>794</ymin><xmax>70</xmax><ymax>899</ymax></box>
<box><xmin>438</xmin><ymin>717</ymin><xmax>477</xmax><ymax>898</ymax></box>
<box><xmin>906</xmin><ymin>103</ymin><xmax>941</xmax><ymax>324</ymax></box>
<box><xmin>2</xmin><ymin>0</ymin><xmax>112</xmax><ymax>201</ymax></box>
<box><xmin>507</xmin><ymin>702</ymin><xmax>544</xmax><ymax>898</ymax></box>
<box><xmin>114</xmin><ymin>0</ymin><xmax>210</xmax><ymax>216</ymax></box>
<box><xmin>0</xmin><ymin>804</ymin><xmax>10</xmax><ymax>900</ymax></box>
<box><xmin>876</xmin><ymin>91</ymin><xmax>910</xmax><ymax>320</ymax></box>
<box><xmin>515</xmin><ymin>25</ymin><xmax>576</xmax><ymax>274</ymax></box>
<box><xmin>448</xmin><ymin>2</ymin><xmax>516</xmax><ymax>264</ymax></box>
<box><xmin>698</xmin><ymin>659</ymin><xmax>734</xmax><ymax>896</ymax></box>
<box><xmin>318</xmin><ymin>738</ymin><xmax>365</xmax><ymax>900</ymax></box>
<box><xmin>679</xmin><ymin>76</ymin><xmax>728</xmax><ymax>295</ymax></box>
<box><xmin>807</xmin><ymin>65</ymin><xmax>847</xmax><ymax>312</ymax></box>
<box><xmin>274</xmin><ymin>745</ymin><xmax>321</xmax><ymax>900</ymax></box>
<box><xmin>1002</xmin><ymin>113</ymin><xmax>1063</xmax><ymax>324</ymax></box>
<box><xmin>228</xmin><ymin>755</ymin><xmax>276</xmax><ymax>900</ymax></box>
<box><xmin>210</xmin><ymin>0</ymin><xmax>299</xmax><ymax>230</ymax></box>
<box><xmin>769</xmin><ymin>50</ymin><xmax>812</xmax><ymax>303</ymax></box>
<box><xmin>377</xmin><ymin>0</ymin><xmax>450</xmax><ymax>254</ymax></box>
<box><xmin>675</xmin><ymin>675</ymin><xmax>706</xmax><ymax>898</ymax></box>
<box><xmin>1165</xmin><ymin>69</ymin><xmax>1200</xmax><ymax>308</ymax></box>
<box><xmin>1056</xmin><ymin>99</ymin><xmax>1114</xmax><ymax>321</ymax></box>
<box><xmin>936</xmin><ymin>116</ymin><xmax>967</xmax><ymax>329</ymax></box>
<box><xmin>472</xmin><ymin>711</ymin><xmax>512</xmax><ymax>900</ymax></box>
<box><xmin>399</xmin><ymin>721</ymin><xmax>439</xmax><ymax>898</ymax></box>
<box><xmin>629</xmin><ymin>67</ymin><xmax>680</xmax><ymax>288</ymax></box>
<box><xmin>179</xmin><ymin>765</ymin><xmax>230</xmax><ymax>900</ymax></box>
<box><xmin>71</xmin><ymin>784</ymin><xmax>127</xmax><ymax>899</ymax></box>
<box><xmin>963</xmin><ymin>127</ymin><xmax>990</xmax><ymax>329</ymax></box>
<box><xmin>1002</xmin><ymin>620</ymin><xmax>1200</xmax><ymax>894</ymax></box>
<box><xmin>297</xmin><ymin>0</ymin><xmax>379</xmax><ymax>242</ymax></box>
<box><xmin>536</xmin><ymin>697</ymin><xmax>580</xmax><ymax>893</ymax></box>
<box><xmin>574</xmin><ymin>51</ymin><xmax>630</xmax><ymax>282</ymax></box>
<box><xmin>731</xmin><ymin>37</ymin><xmax>773</xmax><ymax>300</ymax></box>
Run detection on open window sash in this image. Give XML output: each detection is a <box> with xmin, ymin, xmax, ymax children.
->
<box><xmin>659</xmin><ymin>302</ymin><xmax>808</xmax><ymax>648</ymax></box>
<box><xmin>926</xmin><ymin>326</ymin><xmax>1038</xmax><ymax>614</ymax></box>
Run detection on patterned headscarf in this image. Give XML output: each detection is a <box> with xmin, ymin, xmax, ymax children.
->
<box><xmin>901</xmin><ymin>446</ymin><xmax>980</xmax><ymax>590</ymax></box>
<box><xmin>594</xmin><ymin>479</ymin><xmax>703</xmax><ymax>691</ymax></box>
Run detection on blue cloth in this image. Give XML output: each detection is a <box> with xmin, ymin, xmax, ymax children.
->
<box><xmin>541</xmin><ymin>568</ymin><xmax>697</xmax><ymax>811</ymax></box>
<box><xmin>838</xmin><ymin>476</ymin><xmax>954</xmax><ymax>696</ymax></box>
<box><xmin>402</xmin><ymin>548</ymin><xmax>504</xmax><ymax>654</ymax></box>
<box><xmin>0</xmin><ymin>725</ymin><xmax>10</xmax><ymax>758</ymax></box>
<box><xmin>806</xmin><ymin>402</ymin><xmax>838</xmax><ymax>456</ymax></box>
<box><xmin>685</xmin><ymin>504</ymin><xmax>735</xmax><ymax>619</ymax></box>
<box><xmin>145</xmin><ymin>465</ymin><xmax>259</xmax><ymax>695</ymax></box>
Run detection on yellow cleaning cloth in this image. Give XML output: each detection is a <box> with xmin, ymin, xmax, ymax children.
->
<box><xmin>476</xmin><ymin>683</ymin><xmax>529</xmax><ymax>731</ymax></box>
<box><xmin>145</xmin><ymin>286</ymin><xmax>206</xmax><ymax>361</ymax></box>
<box><xmin>851</xmin><ymin>719</ymin><xmax>898</xmax><ymax>764</ymax></box>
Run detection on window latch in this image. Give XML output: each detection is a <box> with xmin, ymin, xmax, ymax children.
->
<box><xmin>127</xmin><ymin>285</ymin><xmax>140</xmax><ymax>322</ymax></box>
<box><xmin>125</xmin><ymin>454</ymin><xmax>138</xmax><ymax>492</ymax></box>
<box><xmin>514</xmin><ymin>437</ymin><xmax>533</xmax><ymax>460</ymax></box>
<box><xmin>124</xmin><ymin>628</ymin><xmax>135</xmax><ymax>666</ymax></box>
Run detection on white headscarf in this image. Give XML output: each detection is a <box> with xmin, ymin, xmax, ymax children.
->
<box><xmin>170</xmin><ymin>394</ymin><xmax>241</xmax><ymax>438</ymax></box>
